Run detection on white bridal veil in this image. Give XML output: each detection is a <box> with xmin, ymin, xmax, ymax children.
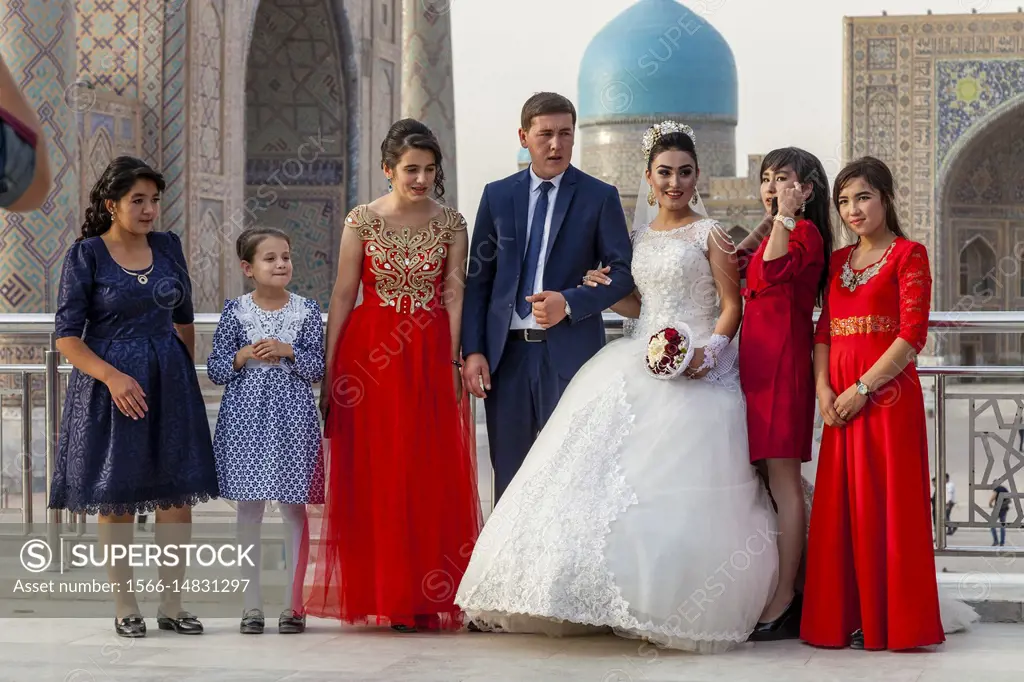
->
<box><xmin>631</xmin><ymin>120</ymin><xmax>709</xmax><ymax>236</ymax></box>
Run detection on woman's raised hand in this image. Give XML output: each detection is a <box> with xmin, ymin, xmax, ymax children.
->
<box><xmin>778</xmin><ymin>181</ymin><xmax>811</xmax><ymax>217</ymax></box>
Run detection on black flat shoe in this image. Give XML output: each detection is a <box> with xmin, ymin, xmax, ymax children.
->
<box><xmin>278</xmin><ymin>610</ymin><xmax>306</xmax><ymax>634</ymax></box>
<box><xmin>240</xmin><ymin>608</ymin><xmax>264</xmax><ymax>635</ymax></box>
<box><xmin>391</xmin><ymin>624</ymin><xmax>417</xmax><ymax>633</ymax></box>
<box><xmin>849</xmin><ymin>629</ymin><xmax>865</xmax><ymax>649</ymax></box>
<box><xmin>748</xmin><ymin>593</ymin><xmax>802</xmax><ymax>642</ymax></box>
<box><xmin>114</xmin><ymin>616</ymin><xmax>146</xmax><ymax>638</ymax></box>
<box><xmin>157</xmin><ymin>610</ymin><xmax>204</xmax><ymax>634</ymax></box>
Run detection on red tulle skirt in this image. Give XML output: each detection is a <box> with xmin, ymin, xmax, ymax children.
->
<box><xmin>304</xmin><ymin>304</ymin><xmax>482</xmax><ymax>630</ymax></box>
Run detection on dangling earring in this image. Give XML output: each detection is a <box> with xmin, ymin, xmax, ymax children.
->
<box><xmin>647</xmin><ymin>187</ymin><xmax>656</xmax><ymax>206</ymax></box>
<box><xmin>690</xmin><ymin>188</ymin><xmax>701</xmax><ymax>207</ymax></box>
<box><xmin>387</xmin><ymin>178</ymin><xmax>393</xmax><ymax>193</ymax></box>
<box><xmin>801</xmin><ymin>200</ymin><xmax>807</xmax><ymax>213</ymax></box>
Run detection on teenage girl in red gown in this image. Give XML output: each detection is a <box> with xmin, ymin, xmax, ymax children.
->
<box><xmin>800</xmin><ymin>156</ymin><xmax>942</xmax><ymax>650</ymax></box>
<box><xmin>735</xmin><ymin>148</ymin><xmax>833</xmax><ymax>641</ymax></box>
<box><xmin>305</xmin><ymin>119</ymin><xmax>482</xmax><ymax>632</ymax></box>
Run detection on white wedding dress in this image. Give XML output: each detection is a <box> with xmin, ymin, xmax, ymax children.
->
<box><xmin>455</xmin><ymin>219</ymin><xmax>779</xmax><ymax>653</ymax></box>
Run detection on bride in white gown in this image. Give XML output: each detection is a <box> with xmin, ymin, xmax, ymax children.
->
<box><xmin>454</xmin><ymin>122</ymin><xmax>779</xmax><ymax>653</ymax></box>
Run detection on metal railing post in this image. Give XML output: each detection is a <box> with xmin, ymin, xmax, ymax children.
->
<box><xmin>20</xmin><ymin>372</ymin><xmax>32</xmax><ymax>534</ymax></box>
<box><xmin>934</xmin><ymin>375</ymin><xmax>947</xmax><ymax>551</ymax></box>
<box><xmin>45</xmin><ymin>334</ymin><xmax>62</xmax><ymax>555</ymax></box>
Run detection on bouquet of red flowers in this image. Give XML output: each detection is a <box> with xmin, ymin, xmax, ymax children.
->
<box><xmin>644</xmin><ymin>323</ymin><xmax>695</xmax><ymax>380</ymax></box>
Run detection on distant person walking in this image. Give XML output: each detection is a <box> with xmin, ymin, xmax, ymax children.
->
<box><xmin>990</xmin><ymin>485</ymin><xmax>1011</xmax><ymax>547</ymax></box>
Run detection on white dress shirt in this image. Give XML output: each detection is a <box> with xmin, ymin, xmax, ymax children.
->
<box><xmin>511</xmin><ymin>165</ymin><xmax>564</xmax><ymax>330</ymax></box>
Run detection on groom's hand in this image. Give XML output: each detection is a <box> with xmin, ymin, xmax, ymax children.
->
<box><xmin>462</xmin><ymin>353</ymin><xmax>491</xmax><ymax>400</ymax></box>
<box><xmin>527</xmin><ymin>291</ymin><xmax>567</xmax><ymax>329</ymax></box>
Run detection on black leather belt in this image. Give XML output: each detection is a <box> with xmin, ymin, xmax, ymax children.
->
<box><xmin>509</xmin><ymin>328</ymin><xmax>547</xmax><ymax>342</ymax></box>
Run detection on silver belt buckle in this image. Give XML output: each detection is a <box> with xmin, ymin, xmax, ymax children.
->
<box><xmin>524</xmin><ymin>328</ymin><xmax>544</xmax><ymax>343</ymax></box>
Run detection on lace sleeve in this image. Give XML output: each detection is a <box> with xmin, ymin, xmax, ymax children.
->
<box><xmin>897</xmin><ymin>242</ymin><xmax>932</xmax><ymax>353</ymax></box>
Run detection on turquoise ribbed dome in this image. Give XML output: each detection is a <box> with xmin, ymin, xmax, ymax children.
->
<box><xmin>578</xmin><ymin>0</ymin><xmax>737</xmax><ymax>120</ymax></box>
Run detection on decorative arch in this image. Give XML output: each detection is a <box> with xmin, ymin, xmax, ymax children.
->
<box><xmin>936</xmin><ymin>95</ymin><xmax>1024</xmax><ymax>309</ymax></box>
<box><xmin>936</xmin><ymin>94</ymin><xmax>1024</xmax><ymax>213</ymax></box>
<box><xmin>958</xmin><ymin>236</ymin><xmax>997</xmax><ymax>298</ymax></box>
<box><xmin>241</xmin><ymin>0</ymin><xmax>359</xmax><ymax>308</ymax></box>
<box><xmin>937</xmin><ymin>94</ymin><xmax>1024</xmax><ymax>368</ymax></box>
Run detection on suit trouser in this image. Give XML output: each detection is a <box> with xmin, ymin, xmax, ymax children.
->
<box><xmin>484</xmin><ymin>338</ymin><xmax>569</xmax><ymax>504</ymax></box>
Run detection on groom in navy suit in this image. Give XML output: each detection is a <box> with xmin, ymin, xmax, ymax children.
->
<box><xmin>461</xmin><ymin>92</ymin><xmax>635</xmax><ymax>503</ymax></box>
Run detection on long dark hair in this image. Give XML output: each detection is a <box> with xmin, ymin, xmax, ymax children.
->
<box><xmin>380</xmin><ymin>118</ymin><xmax>446</xmax><ymax>202</ymax></box>
<box><xmin>79</xmin><ymin>156</ymin><xmax>165</xmax><ymax>242</ymax></box>
<box><xmin>832</xmin><ymin>156</ymin><xmax>907</xmax><ymax>239</ymax></box>
<box><xmin>760</xmin><ymin>148</ymin><xmax>834</xmax><ymax>304</ymax></box>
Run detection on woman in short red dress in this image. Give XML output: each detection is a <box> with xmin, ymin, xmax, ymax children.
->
<box><xmin>801</xmin><ymin>156</ymin><xmax>943</xmax><ymax>650</ymax></box>
<box><xmin>737</xmin><ymin>148</ymin><xmax>832</xmax><ymax>640</ymax></box>
<box><xmin>305</xmin><ymin>119</ymin><xmax>482</xmax><ymax>632</ymax></box>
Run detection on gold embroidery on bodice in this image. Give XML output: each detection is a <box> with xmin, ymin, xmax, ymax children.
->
<box><xmin>346</xmin><ymin>205</ymin><xmax>466</xmax><ymax>313</ymax></box>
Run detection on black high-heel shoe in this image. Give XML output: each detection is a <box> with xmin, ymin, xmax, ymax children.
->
<box><xmin>747</xmin><ymin>593</ymin><xmax>802</xmax><ymax>642</ymax></box>
<box><xmin>114</xmin><ymin>615</ymin><xmax>146</xmax><ymax>638</ymax></box>
<box><xmin>849</xmin><ymin>629</ymin><xmax>865</xmax><ymax>649</ymax></box>
<box><xmin>156</xmin><ymin>610</ymin><xmax>204</xmax><ymax>634</ymax></box>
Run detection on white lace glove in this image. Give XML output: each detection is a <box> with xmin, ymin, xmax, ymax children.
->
<box><xmin>689</xmin><ymin>334</ymin><xmax>731</xmax><ymax>377</ymax></box>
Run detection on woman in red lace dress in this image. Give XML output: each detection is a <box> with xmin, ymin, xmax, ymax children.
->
<box><xmin>305</xmin><ymin>119</ymin><xmax>482</xmax><ymax>632</ymax></box>
<box><xmin>735</xmin><ymin>148</ymin><xmax>833</xmax><ymax>640</ymax></box>
<box><xmin>801</xmin><ymin>156</ymin><xmax>943</xmax><ymax>650</ymax></box>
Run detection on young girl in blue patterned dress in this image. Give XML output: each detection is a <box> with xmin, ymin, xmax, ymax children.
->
<box><xmin>208</xmin><ymin>227</ymin><xmax>325</xmax><ymax>635</ymax></box>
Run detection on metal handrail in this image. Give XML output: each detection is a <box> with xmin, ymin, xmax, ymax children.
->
<box><xmin>1</xmin><ymin>311</ymin><xmax>1023</xmax><ymax>561</ymax></box>
<box><xmin>3</xmin><ymin>309</ymin><xmax>1024</xmax><ymax>334</ymax></box>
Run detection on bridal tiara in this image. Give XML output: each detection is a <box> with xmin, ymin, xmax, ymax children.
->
<box><xmin>642</xmin><ymin>121</ymin><xmax>696</xmax><ymax>161</ymax></box>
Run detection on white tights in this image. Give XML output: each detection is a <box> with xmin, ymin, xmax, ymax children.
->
<box><xmin>235</xmin><ymin>501</ymin><xmax>310</xmax><ymax>614</ymax></box>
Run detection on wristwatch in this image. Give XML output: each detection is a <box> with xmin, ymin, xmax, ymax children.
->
<box><xmin>856</xmin><ymin>380</ymin><xmax>871</xmax><ymax>396</ymax></box>
<box><xmin>774</xmin><ymin>214</ymin><xmax>797</xmax><ymax>231</ymax></box>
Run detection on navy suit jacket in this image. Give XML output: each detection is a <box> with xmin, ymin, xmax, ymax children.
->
<box><xmin>461</xmin><ymin>164</ymin><xmax>635</xmax><ymax>380</ymax></box>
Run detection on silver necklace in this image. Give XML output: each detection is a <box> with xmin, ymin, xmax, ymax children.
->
<box><xmin>840</xmin><ymin>240</ymin><xmax>896</xmax><ymax>292</ymax></box>
<box><xmin>121</xmin><ymin>263</ymin><xmax>154</xmax><ymax>285</ymax></box>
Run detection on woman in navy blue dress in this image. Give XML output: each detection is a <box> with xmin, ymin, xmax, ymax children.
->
<box><xmin>49</xmin><ymin>156</ymin><xmax>219</xmax><ymax>638</ymax></box>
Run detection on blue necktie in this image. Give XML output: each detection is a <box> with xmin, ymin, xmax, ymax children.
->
<box><xmin>516</xmin><ymin>181</ymin><xmax>554</xmax><ymax>319</ymax></box>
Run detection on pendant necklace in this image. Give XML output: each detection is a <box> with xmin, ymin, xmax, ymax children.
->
<box><xmin>121</xmin><ymin>263</ymin><xmax>154</xmax><ymax>285</ymax></box>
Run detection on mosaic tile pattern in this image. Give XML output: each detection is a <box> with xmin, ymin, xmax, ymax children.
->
<box><xmin>846</xmin><ymin>14</ymin><xmax>1024</xmax><ymax>327</ymax></box>
<box><xmin>0</xmin><ymin>0</ymin><xmax>79</xmax><ymax>312</ymax></box>
<box><xmin>937</xmin><ymin>59</ymin><xmax>1024</xmax><ymax>167</ymax></box>
<box><xmin>76</xmin><ymin>0</ymin><xmax>140</xmax><ymax>97</ymax></box>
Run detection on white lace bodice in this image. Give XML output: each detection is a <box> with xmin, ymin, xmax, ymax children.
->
<box><xmin>629</xmin><ymin>218</ymin><xmax>723</xmax><ymax>343</ymax></box>
<box><xmin>234</xmin><ymin>293</ymin><xmax>310</xmax><ymax>372</ymax></box>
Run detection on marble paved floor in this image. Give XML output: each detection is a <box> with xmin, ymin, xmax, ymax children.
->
<box><xmin>0</xmin><ymin>619</ymin><xmax>1019</xmax><ymax>682</ymax></box>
